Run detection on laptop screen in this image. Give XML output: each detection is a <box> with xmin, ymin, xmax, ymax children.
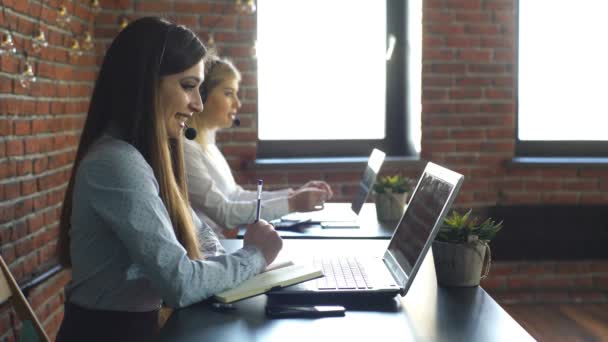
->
<box><xmin>350</xmin><ymin>149</ymin><xmax>385</xmax><ymax>214</ymax></box>
<box><xmin>384</xmin><ymin>163</ymin><xmax>463</xmax><ymax>292</ymax></box>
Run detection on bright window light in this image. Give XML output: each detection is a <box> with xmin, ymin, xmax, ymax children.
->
<box><xmin>257</xmin><ymin>0</ymin><xmax>386</xmax><ymax>140</ymax></box>
<box><xmin>519</xmin><ymin>0</ymin><xmax>608</xmax><ymax>141</ymax></box>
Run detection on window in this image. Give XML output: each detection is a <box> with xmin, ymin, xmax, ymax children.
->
<box><xmin>256</xmin><ymin>0</ymin><xmax>419</xmax><ymax>158</ymax></box>
<box><xmin>517</xmin><ymin>1</ymin><xmax>608</xmax><ymax>157</ymax></box>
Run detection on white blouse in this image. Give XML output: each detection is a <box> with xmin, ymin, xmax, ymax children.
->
<box><xmin>184</xmin><ymin>132</ymin><xmax>291</xmax><ymax>233</ymax></box>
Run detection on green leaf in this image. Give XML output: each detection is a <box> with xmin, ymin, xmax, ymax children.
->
<box><xmin>436</xmin><ymin>209</ymin><xmax>503</xmax><ymax>243</ymax></box>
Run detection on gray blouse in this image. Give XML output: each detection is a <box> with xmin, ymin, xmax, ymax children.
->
<box><xmin>65</xmin><ymin>135</ymin><xmax>266</xmax><ymax>311</ymax></box>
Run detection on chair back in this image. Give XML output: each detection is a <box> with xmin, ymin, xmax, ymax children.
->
<box><xmin>0</xmin><ymin>255</ymin><xmax>51</xmax><ymax>342</ymax></box>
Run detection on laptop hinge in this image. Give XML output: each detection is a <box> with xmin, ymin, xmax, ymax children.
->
<box><xmin>383</xmin><ymin>250</ymin><xmax>408</xmax><ymax>293</ymax></box>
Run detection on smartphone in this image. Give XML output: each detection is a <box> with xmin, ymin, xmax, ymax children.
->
<box><xmin>265</xmin><ymin>305</ymin><xmax>345</xmax><ymax>318</ymax></box>
<box><xmin>272</xmin><ymin>219</ymin><xmax>312</xmax><ymax>230</ymax></box>
<box><xmin>320</xmin><ymin>221</ymin><xmax>360</xmax><ymax>229</ymax></box>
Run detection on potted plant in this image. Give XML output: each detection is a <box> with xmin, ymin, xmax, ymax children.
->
<box><xmin>373</xmin><ymin>174</ymin><xmax>411</xmax><ymax>221</ymax></box>
<box><xmin>432</xmin><ymin>209</ymin><xmax>503</xmax><ymax>287</ymax></box>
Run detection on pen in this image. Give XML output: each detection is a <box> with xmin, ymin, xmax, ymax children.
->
<box><xmin>255</xmin><ymin>179</ymin><xmax>263</xmax><ymax>222</ymax></box>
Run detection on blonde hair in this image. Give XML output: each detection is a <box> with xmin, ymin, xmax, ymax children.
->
<box><xmin>190</xmin><ymin>57</ymin><xmax>241</xmax><ymax>146</ymax></box>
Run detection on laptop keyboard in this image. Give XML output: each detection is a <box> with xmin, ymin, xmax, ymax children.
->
<box><xmin>313</xmin><ymin>256</ymin><xmax>373</xmax><ymax>290</ymax></box>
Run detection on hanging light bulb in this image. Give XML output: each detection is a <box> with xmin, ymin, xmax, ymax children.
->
<box><xmin>0</xmin><ymin>32</ymin><xmax>17</xmax><ymax>56</ymax></box>
<box><xmin>69</xmin><ymin>37</ymin><xmax>82</xmax><ymax>58</ymax></box>
<box><xmin>90</xmin><ymin>0</ymin><xmax>102</xmax><ymax>15</ymax></box>
<box><xmin>250</xmin><ymin>40</ymin><xmax>257</xmax><ymax>59</ymax></box>
<box><xmin>56</xmin><ymin>5</ymin><xmax>71</xmax><ymax>28</ymax></box>
<box><xmin>234</xmin><ymin>0</ymin><xmax>245</xmax><ymax>14</ymax></box>
<box><xmin>207</xmin><ymin>32</ymin><xmax>216</xmax><ymax>50</ymax></box>
<box><xmin>31</xmin><ymin>28</ymin><xmax>49</xmax><ymax>53</ymax></box>
<box><xmin>19</xmin><ymin>60</ymin><xmax>37</xmax><ymax>89</ymax></box>
<box><xmin>118</xmin><ymin>17</ymin><xmax>129</xmax><ymax>31</ymax></box>
<box><xmin>243</xmin><ymin>0</ymin><xmax>257</xmax><ymax>15</ymax></box>
<box><xmin>81</xmin><ymin>31</ymin><xmax>94</xmax><ymax>51</ymax></box>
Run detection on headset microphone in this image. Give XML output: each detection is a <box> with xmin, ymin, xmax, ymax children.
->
<box><xmin>232</xmin><ymin>117</ymin><xmax>241</xmax><ymax>127</ymax></box>
<box><xmin>184</xmin><ymin>124</ymin><xmax>197</xmax><ymax>140</ymax></box>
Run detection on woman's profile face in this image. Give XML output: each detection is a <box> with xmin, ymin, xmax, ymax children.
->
<box><xmin>158</xmin><ymin>60</ymin><xmax>205</xmax><ymax>139</ymax></box>
<box><xmin>202</xmin><ymin>77</ymin><xmax>241</xmax><ymax>130</ymax></box>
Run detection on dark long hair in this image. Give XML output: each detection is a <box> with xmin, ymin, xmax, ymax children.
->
<box><xmin>58</xmin><ymin>17</ymin><xmax>207</xmax><ymax>266</ymax></box>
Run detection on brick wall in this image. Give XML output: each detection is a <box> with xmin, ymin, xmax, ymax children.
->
<box><xmin>1</xmin><ymin>0</ymin><xmax>606</xmax><ymax>340</ymax></box>
<box><xmin>420</xmin><ymin>0</ymin><xmax>607</xmax><ymax>302</ymax></box>
<box><xmin>1</xmin><ymin>0</ymin><xmax>96</xmax><ymax>339</ymax></box>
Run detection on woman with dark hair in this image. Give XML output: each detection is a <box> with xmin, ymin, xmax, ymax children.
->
<box><xmin>55</xmin><ymin>17</ymin><xmax>282</xmax><ymax>341</ymax></box>
<box><xmin>185</xmin><ymin>56</ymin><xmax>333</xmax><ymax>236</ymax></box>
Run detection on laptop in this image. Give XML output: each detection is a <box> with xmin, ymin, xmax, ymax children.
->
<box><xmin>278</xmin><ymin>148</ymin><xmax>386</xmax><ymax>228</ymax></box>
<box><xmin>268</xmin><ymin>162</ymin><xmax>464</xmax><ymax>302</ymax></box>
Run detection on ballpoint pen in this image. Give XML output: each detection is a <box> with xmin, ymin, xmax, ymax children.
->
<box><xmin>255</xmin><ymin>179</ymin><xmax>263</xmax><ymax>222</ymax></box>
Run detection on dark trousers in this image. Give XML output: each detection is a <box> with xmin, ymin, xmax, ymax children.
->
<box><xmin>55</xmin><ymin>302</ymin><xmax>159</xmax><ymax>342</ymax></box>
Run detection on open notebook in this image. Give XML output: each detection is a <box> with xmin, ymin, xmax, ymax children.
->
<box><xmin>213</xmin><ymin>261</ymin><xmax>323</xmax><ymax>304</ymax></box>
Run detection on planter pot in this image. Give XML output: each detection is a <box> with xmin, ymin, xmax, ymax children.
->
<box><xmin>432</xmin><ymin>240</ymin><xmax>490</xmax><ymax>287</ymax></box>
<box><xmin>374</xmin><ymin>192</ymin><xmax>408</xmax><ymax>221</ymax></box>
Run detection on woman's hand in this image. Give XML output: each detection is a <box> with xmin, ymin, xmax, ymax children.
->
<box><xmin>300</xmin><ymin>180</ymin><xmax>333</xmax><ymax>198</ymax></box>
<box><xmin>243</xmin><ymin>220</ymin><xmax>283</xmax><ymax>265</ymax></box>
<box><xmin>287</xmin><ymin>181</ymin><xmax>333</xmax><ymax>212</ymax></box>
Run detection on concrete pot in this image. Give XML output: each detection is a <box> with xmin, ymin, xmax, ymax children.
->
<box><xmin>374</xmin><ymin>192</ymin><xmax>408</xmax><ymax>221</ymax></box>
<box><xmin>432</xmin><ymin>240</ymin><xmax>490</xmax><ymax>287</ymax></box>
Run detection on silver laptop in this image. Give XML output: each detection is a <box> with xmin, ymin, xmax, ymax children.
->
<box><xmin>279</xmin><ymin>148</ymin><xmax>386</xmax><ymax>227</ymax></box>
<box><xmin>269</xmin><ymin>162</ymin><xmax>464</xmax><ymax>301</ymax></box>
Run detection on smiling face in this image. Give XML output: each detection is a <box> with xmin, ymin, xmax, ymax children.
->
<box><xmin>201</xmin><ymin>77</ymin><xmax>241</xmax><ymax>130</ymax></box>
<box><xmin>158</xmin><ymin>59</ymin><xmax>205</xmax><ymax>139</ymax></box>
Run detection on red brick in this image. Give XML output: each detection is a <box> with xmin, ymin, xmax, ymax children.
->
<box><xmin>589</xmin><ymin>261</ymin><xmax>608</xmax><ymax>273</ymax></box>
<box><xmin>447</xmin><ymin>0</ymin><xmax>482</xmax><ymax>9</ymax></box>
<box><xmin>491</xmin><ymin>291</ymin><xmax>536</xmax><ymax>304</ymax></box>
<box><xmin>570</xmin><ymin>291</ymin><xmax>607</xmax><ymax>303</ymax></box>
<box><xmin>540</xmin><ymin>193</ymin><xmax>579</xmax><ymax>204</ymax></box>
<box><xmin>507</xmin><ymin>276</ymin><xmax>539</xmax><ymax>290</ymax></box>
<box><xmin>3</xmin><ymin>182</ymin><xmax>20</xmax><ymax>200</ymax></box>
<box><xmin>524</xmin><ymin>180</ymin><xmax>560</xmax><ymax>192</ymax></box>
<box><xmin>6</xmin><ymin>139</ymin><xmax>23</xmax><ymax>156</ymax></box>
<box><xmin>537</xmin><ymin>277</ymin><xmax>573</xmax><ymax>289</ymax></box>
<box><xmin>175</xmin><ymin>3</ymin><xmax>212</xmax><ymax>12</ymax></box>
<box><xmin>21</xmin><ymin>179</ymin><xmax>37</xmax><ymax>196</ymax></box>
<box><xmin>286</xmin><ymin>172</ymin><xmax>324</xmax><ymax>185</ymax></box>
<box><xmin>480</xmin><ymin>276</ymin><xmax>506</xmax><ymax>290</ymax></box>
<box><xmin>325</xmin><ymin>172</ymin><xmax>364</xmax><ymax>183</ymax></box>
<box><xmin>572</xmin><ymin>277</ymin><xmax>594</xmax><ymax>289</ymax></box>
<box><xmin>534</xmin><ymin>291</ymin><xmax>570</xmax><ymax>303</ymax></box>
<box><xmin>561</xmin><ymin>180</ymin><xmax>598</xmax><ymax>192</ymax></box>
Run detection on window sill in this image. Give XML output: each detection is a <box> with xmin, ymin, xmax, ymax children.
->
<box><xmin>509</xmin><ymin>157</ymin><xmax>608</xmax><ymax>167</ymax></box>
<box><xmin>251</xmin><ymin>155</ymin><xmax>424</xmax><ymax>170</ymax></box>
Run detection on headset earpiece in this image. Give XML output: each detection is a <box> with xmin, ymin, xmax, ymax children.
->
<box><xmin>200</xmin><ymin>85</ymin><xmax>207</xmax><ymax>103</ymax></box>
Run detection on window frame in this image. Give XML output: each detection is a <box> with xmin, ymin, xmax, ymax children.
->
<box><xmin>256</xmin><ymin>0</ymin><xmax>413</xmax><ymax>158</ymax></box>
<box><xmin>515</xmin><ymin>0</ymin><xmax>608</xmax><ymax>158</ymax></box>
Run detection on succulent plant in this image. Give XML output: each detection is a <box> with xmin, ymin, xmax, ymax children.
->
<box><xmin>436</xmin><ymin>209</ymin><xmax>503</xmax><ymax>243</ymax></box>
<box><xmin>373</xmin><ymin>174</ymin><xmax>411</xmax><ymax>194</ymax></box>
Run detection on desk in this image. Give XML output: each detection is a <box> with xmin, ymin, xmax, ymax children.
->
<box><xmin>238</xmin><ymin>203</ymin><xmax>397</xmax><ymax>239</ymax></box>
<box><xmin>160</xmin><ymin>240</ymin><xmax>534</xmax><ymax>342</ymax></box>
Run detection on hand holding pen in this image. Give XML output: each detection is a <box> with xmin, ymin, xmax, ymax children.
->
<box><xmin>244</xmin><ymin>178</ymin><xmax>283</xmax><ymax>265</ymax></box>
<box><xmin>255</xmin><ymin>179</ymin><xmax>263</xmax><ymax>222</ymax></box>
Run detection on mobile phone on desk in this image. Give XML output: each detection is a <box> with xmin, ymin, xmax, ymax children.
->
<box><xmin>272</xmin><ymin>219</ymin><xmax>312</xmax><ymax>230</ymax></box>
<box><xmin>320</xmin><ymin>221</ymin><xmax>360</xmax><ymax>229</ymax></box>
<box><xmin>265</xmin><ymin>305</ymin><xmax>345</xmax><ymax>318</ymax></box>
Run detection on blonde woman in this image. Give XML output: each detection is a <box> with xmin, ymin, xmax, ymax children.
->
<box><xmin>56</xmin><ymin>18</ymin><xmax>282</xmax><ymax>341</ymax></box>
<box><xmin>184</xmin><ymin>57</ymin><xmax>333</xmax><ymax>236</ymax></box>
